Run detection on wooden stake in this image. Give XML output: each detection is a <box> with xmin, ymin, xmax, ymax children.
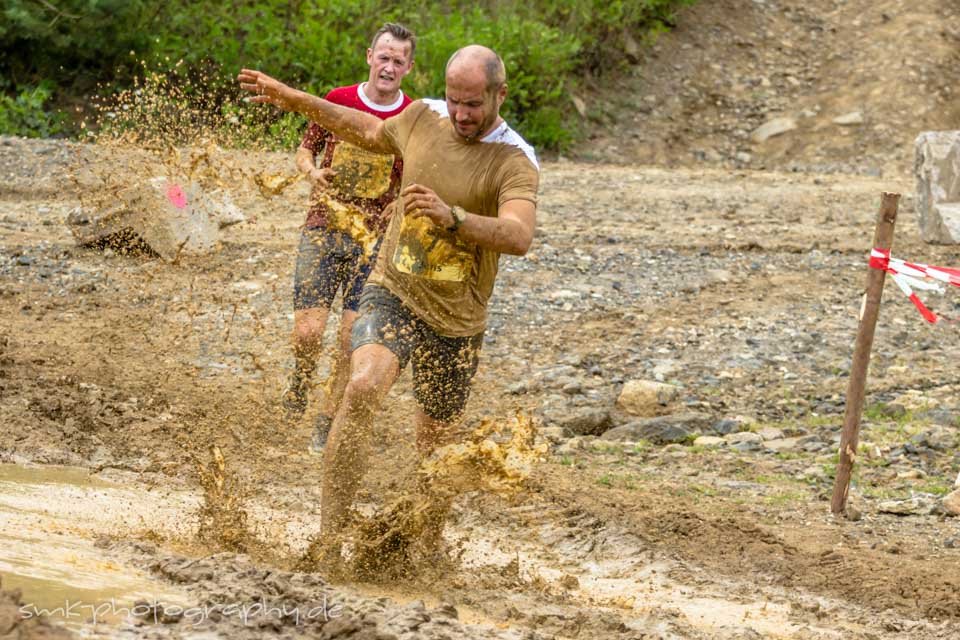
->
<box><xmin>831</xmin><ymin>192</ymin><xmax>900</xmax><ymax>516</ymax></box>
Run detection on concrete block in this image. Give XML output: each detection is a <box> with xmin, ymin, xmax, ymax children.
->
<box><xmin>67</xmin><ymin>177</ymin><xmax>233</xmax><ymax>259</ymax></box>
<box><xmin>915</xmin><ymin>131</ymin><xmax>960</xmax><ymax>244</ymax></box>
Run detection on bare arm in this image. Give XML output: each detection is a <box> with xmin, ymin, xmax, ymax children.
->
<box><xmin>238</xmin><ymin>69</ymin><xmax>394</xmax><ymax>155</ymax></box>
<box><xmin>295</xmin><ymin>146</ymin><xmax>336</xmax><ymax>187</ymax></box>
<box><xmin>401</xmin><ymin>184</ymin><xmax>536</xmax><ymax>256</ymax></box>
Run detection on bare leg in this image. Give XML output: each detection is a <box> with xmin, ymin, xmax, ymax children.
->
<box><xmin>414</xmin><ymin>407</ymin><xmax>456</xmax><ymax>460</ymax></box>
<box><xmin>320</xmin><ymin>343</ymin><xmax>399</xmax><ymax>538</ymax></box>
<box><xmin>320</xmin><ymin>309</ymin><xmax>357</xmax><ymax>419</ymax></box>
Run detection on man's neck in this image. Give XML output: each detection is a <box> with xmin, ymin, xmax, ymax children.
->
<box><xmin>361</xmin><ymin>82</ymin><xmax>400</xmax><ymax>106</ymax></box>
<box><xmin>478</xmin><ymin>116</ymin><xmax>505</xmax><ymax>141</ymax></box>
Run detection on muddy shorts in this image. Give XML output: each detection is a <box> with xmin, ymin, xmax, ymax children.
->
<box><xmin>351</xmin><ymin>285</ymin><xmax>483</xmax><ymax>422</ymax></box>
<box><xmin>293</xmin><ymin>229</ymin><xmax>379</xmax><ymax>312</ymax></box>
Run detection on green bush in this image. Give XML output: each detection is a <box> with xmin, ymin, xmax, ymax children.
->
<box><xmin>0</xmin><ymin>83</ymin><xmax>64</xmax><ymax>138</ymax></box>
<box><xmin>0</xmin><ymin>0</ymin><xmax>695</xmax><ymax>150</ymax></box>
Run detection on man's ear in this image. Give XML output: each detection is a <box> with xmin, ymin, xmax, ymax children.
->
<box><xmin>366</xmin><ymin>48</ymin><xmax>374</xmax><ymax>66</ymax></box>
<box><xmin>497</xmin><ymin>83</ymin><xmax>508</xmax><ymax>108</ymax></box>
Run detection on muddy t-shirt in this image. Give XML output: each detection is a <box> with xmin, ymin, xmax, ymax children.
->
<box><xmin>300</xmin><ymin>84</ymin><xmax>412</xmax><ymax>254</ymax></box>
<box><xmin>369</xmin><ymin>99</ymin><xmax>540</xmax><ymax>337</ymax></box>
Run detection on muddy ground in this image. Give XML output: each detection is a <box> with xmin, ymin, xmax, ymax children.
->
<box><xmin>2</xmin><ymin>128</ymin><xmax>960</xmax><ymax>639</ymax></box>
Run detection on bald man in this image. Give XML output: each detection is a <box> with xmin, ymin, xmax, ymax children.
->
<box><xmin>239</xmin><ymin>46</ymin><xmax>539</xmax><ymax>559</ymax></box>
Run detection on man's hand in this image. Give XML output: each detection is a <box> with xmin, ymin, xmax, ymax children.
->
<box><xmin>238</xmin><ymin>69</ymin><xmax>295</xmax><ymax>111</ymax></box>
<box><xmin>309</xmin><ymin>168</ymin><xmax>337</xmax><ymax>188</ymax></box>
<box><xmin>402</xmin><ymin>184</ymin><xmax>454</xmax><ymax>228</ymax></box>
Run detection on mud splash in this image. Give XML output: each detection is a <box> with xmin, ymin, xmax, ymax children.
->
<box><xmin>302</xmin><ymin>413</ymin><xmax>545</xmax><ymax>580</ymax></box>
<box><xmin>191</xmin><ymin>445</ymin><xmax>252</xmax><ymax>552</ymax></box>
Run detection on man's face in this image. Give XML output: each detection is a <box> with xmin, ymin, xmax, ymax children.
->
<box><xmin>366</xmin><ymin>34</ymin><xmax>413</xmax><ymax>96</ymax></box>
<box><xmin>445</xmin><ymin>66</ymin><xmax>506</xmax><ymax>141</ymax></box>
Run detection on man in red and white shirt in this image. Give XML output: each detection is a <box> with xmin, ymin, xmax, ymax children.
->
<box><xmin>284</xmin><ymin>23</ymin><xmax>415</xmax><ymax>455</ymax></box>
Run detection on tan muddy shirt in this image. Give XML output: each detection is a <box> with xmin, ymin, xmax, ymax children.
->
<box><xmin>369</xmin><ymin>99</ymin><xmax>540</xmax><ymax>337</ymax></box>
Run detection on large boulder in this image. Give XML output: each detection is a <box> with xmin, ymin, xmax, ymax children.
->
<box><xmin>915</xmin><ymin>131</ymin><xmax>960</xmax><ymax>244</ymax></box>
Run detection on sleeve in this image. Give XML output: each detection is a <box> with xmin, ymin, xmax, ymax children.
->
<box><xmin>497</xmin><ymin>153</ymin><xmax>540</xmax><ymax>208</ymax></box>
<box><xmin>299</xmin><ymin>122</ymin><xmax>328</xmax><ymax>154</ymax></box>
<box><xmin>382</xmin><ymin>101</ymin><xmax>427</xmax><ymax>156</ymax></box>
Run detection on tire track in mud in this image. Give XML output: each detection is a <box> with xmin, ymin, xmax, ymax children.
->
<box><xmin>458</xmin><ymin>465</ymin><xmax>960</xmax><ymax>638</ymax></box>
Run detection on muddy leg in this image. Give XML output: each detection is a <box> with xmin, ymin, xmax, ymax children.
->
<box><xmin>320</xmin><ymin>309</ymin><xmax>357</xmax><ymax>419</ymax></box>
<box><xmin>414</xmin><ymin>407</ymin><xmax>457</xmax><ymax>555</ymax></box>
<box><xmin>285</xmin><ymin>307</ymin><xmax>329</xmax><ymax>415</ymax></box>
<box><xmin>320</xmin><ymin>343</ymin><xmax>399</xmax><ymax>539</ymax></box>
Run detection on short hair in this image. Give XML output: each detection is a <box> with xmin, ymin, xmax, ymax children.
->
<box><xmin>446</xmin><ymin>46</ymin><xmax>505</xmax><ymax>92</ymax></box>
<box><xmin>371</xmin><ymin>22</ymin><xmax>416</xmax><ymax>58</ymax></box>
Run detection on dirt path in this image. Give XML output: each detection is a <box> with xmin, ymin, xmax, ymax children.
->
<box><xmin>3</xmin><ymin>133</ymin><xmax>960</xmax><ymax>637</ymax></box>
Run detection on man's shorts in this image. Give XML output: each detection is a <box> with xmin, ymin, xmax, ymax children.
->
<box><xmin>351</xmin><ymin>285</ymin><xmax>483</xmax><ymax>422</ymax></box>
<box><xmin>293</xmin><ymin>229</ymin><xmax>378</xmax><ymax>312</ymax></box>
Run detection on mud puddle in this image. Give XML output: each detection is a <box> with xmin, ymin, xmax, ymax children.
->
<box><xmin>0</xmin><ymin>463</ymin><xmax>191</xmax><ymax>629</ymax></box>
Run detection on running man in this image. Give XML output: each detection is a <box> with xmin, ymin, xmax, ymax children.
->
<box><xmin>283</xmin><ymin>23</ymin><xmax>415</xmax><ymax>455</ymax></box>
<box><xmin>240</xmin><ymin>44</ymin><xmax>539</xmax><ymax>552</ymax></box>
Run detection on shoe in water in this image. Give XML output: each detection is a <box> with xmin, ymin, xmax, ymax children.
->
<box><xmin>309</xmin><ymin>416</ymin><xmax>332</xmax><ymax>455</ymax></box>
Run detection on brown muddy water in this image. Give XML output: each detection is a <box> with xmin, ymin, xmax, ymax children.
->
<box><xmin>0</xmin><ymin>461</ymin><xmax>861</xmax><ymax>638</ymax></box>
<box><xmin>0</xmin><ymin>463</ymin><xmax>191</xmax><ymax>628</ymax></box>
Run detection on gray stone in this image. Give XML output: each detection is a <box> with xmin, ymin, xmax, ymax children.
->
<box><xmin>878</xmin><ymin>495</ymin><xmax>939</xmax><ymax>516</ymax></box>
<box><xmin>710</xmin><ymin>419</ymin><xmax>741</xmax><ymax>435</ymax></box>
<box><xmin>763</xmin><ymin>437</ymin><xmax>802</xmax><ymax>453</ymax></box>
<box><xmin>757</xmin><ymin>426</ymin><xmax>784</xmax><ymax>441</ymax></box>
<box><xmin>914</xmin><ymin>131</ymin><xmax>960</xmax><ymax>244</ymax></box>
<box><xmin>723</xmin><ymin>431</ymin><xmax>763</xmax><ymax>446</ymax></box>
<box><xmin>750</xmin><ymin>117</ymin><xmax>797</xmax><ymax>143</ymax></box>
<box><xmin>543</xmin><ymin>406</ymin><xmax>612</xmax><ymax>436</ymax></box>
<box><xmin>601</xmin><ymin>412</ymin><xmax>711</xmax><ymax>445</ymax></box>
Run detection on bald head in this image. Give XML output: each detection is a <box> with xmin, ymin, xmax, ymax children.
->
<box><xmin>446</xmin><ymin>45</ymin><xmax>506</xmax><ymax>93</ymax></box>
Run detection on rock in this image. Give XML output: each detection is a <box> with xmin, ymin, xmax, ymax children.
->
<box><xmin>750</xmin><ymin>117</ymin><xmax>797</xmax><ymax>143</ymax></box>
<box><xmin>601</xmin><ymin>412</ymin><xmax>711</xmax><ymax>445</ymax></box>
<box><xmin>543</xmin><ymin>406</ymin><xmax>611</xmax><ymax>436</ymax></box>
<box><xmin>878</xmin><ymin>495</ymin><xmax>939</xmax><ymax>516</ymax></box>
<box><xmin>833</xmin><ymin>111</ymin><xmax>864</xmax><ymax>126</ymax></box>
<box><xmin>710</xmin><ymin>418</ymin><xmax>741</xmax><ymax>435</ymax></box>
<box><xmin>616</xmin><ymin>380</ymin><xmax>679</xmax><ymax>416</ymax></box>
<box><xmin>15</xmin><ymin>255</ymin><xmax>33</xmax><ymax>266</ymax></box>
<box><xmin>941</xmin><ymin>490</ymin><xmax>960</xmax><ymax>516</ymax></box>
<box><xmin>763</xmin><ymin>437</ymin><xmax>802</xmax><ymax>453</ymax></box>
<box><xmin>723</xmin><ymin>431</ymin><xmax>763</xmax><ymax>446</ymax></box>
<box><xmin>693</xmin><ymin>435</ymin><xmax>726</xmax><ymax>448</ymax></box>
<box><xmin>66</xmin><ymin>177</ymin><xmax>229</xmax><ymax>259</ymax></box>
<box><xmin>914</xmin><ymin>131</ymin><xmax>960</xmax><ymax>244</ymax></box>
<box><xmin>757</xmin><ymin>426</ymin><xmax>784</xmax><ymax>441</ymax></box>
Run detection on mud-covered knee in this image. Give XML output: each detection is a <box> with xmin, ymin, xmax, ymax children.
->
<box><xmin>293</xmin><ymin>321</ymin><xmax>323</xmax><ymax>348</ymax></box>
<box><xmin>343</xmin><ymin>370</ymin><xmax>386</xmax><ymax>404</ymax></box>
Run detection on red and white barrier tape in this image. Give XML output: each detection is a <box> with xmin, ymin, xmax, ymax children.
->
<box><xmin>869</xmin><ymin>248</ymin><xmax>960</xmax><ymax>323</ymax></box>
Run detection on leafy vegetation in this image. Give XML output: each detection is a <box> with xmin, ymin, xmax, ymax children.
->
<box><xmin>0</xmin><ymin>0</ymin><xmax>694</xmax><ymax>149</ymax></box>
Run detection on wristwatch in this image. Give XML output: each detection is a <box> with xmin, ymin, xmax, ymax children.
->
<box><xmin>447</xmin><ymin>205</ymin><xmax>467</xmax><ymax>233</ymax></box>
